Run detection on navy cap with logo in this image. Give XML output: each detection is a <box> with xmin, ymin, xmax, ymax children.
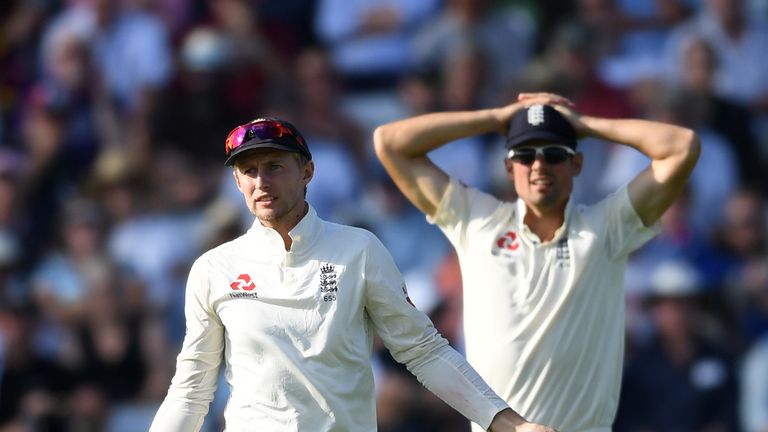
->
<box><xmin>224</xmin><ymin>117</ymin><xmax>312</xmax><ymax>166</ymax></box>
<box><xmin>506</xmin><ymin>104</ymin><xmax>578</xmax><ymax>149</ymax></box>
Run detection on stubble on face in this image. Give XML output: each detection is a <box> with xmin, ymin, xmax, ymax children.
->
<box><xmin>508</xmin><ymin>157</ymin><xmax>578</xmax><ymax>215</ymax></box>
<box><xmin>234</xmin><ymin>150</ymin><xmax>312</xmax><ymax>231</ymax></box>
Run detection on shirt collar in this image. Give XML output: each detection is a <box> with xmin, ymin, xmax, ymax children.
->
<box><xmin>246</xmin><ymin>204</ymin><xmax>322</xmax><ymax>254</ymax></box>
<box><xmin>514</xmin><ymin>197</ymin><xmax>574</xmax><ymax>244</ymax></box>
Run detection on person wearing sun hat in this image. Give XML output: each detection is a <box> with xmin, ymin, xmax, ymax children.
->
<box><xmin>149</xmin><ymin>117</ymin><xmax>556</xmax><ymax>432</ymax></box>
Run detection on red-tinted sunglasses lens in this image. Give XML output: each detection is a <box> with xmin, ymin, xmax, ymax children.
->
<box><xmin>225</xmin><ymin>125</ymin><xmax>248</xmax><ymax>156</ymax></box>
<box><xmin>225</xmin><ymin>120</ymin><xmax>305</xmax><ymax>156</ymax></box>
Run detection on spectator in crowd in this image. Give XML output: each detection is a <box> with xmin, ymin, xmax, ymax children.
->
<box><xmin>37</xmin><ymin>21</ymin><xmax>121</xmax><ymax>187</ymax></box>
<box><xmin>426</xmin><ymin>42</ymin><xmax>494</xmax><ymax>191</ymax></box>
<box><xmin>715</xmin><ymin>188</ymin><xmax>768</xmax><ymax>343</ymax></box>
<box><xmin>662</xmin><ymin>0</ymin><xmax>768</xmax><ymax>156</ymax></box>
<box><xmin>31</xmin><ymin>199</ymin><xmax>108</xmax><ymax>330</ymax></box>
<box><xmin>107</xmin><ymin>149</ymin><xmax>208</xmax><ymax>339</ymax></box>
<box><xmin>205</xmin><ymin>0</ymin><xmax>287</xmax><ymax>116</ymax></box>
<box><xmin>15</xmin><ymin>86</ymin><xmax>78</xmax><ymax>272</ymax></box>
<box><xmin>616</xmin><ymin>260</ymin><xmax>739</xmax><ymax>432</ymax></box>
<box><xmin>290</xmin><ymin>47</ymin><xmax>366</xmax><ymax>221</ymax></box>
<box><xmin>675</xmin><ymin>36</ymin><xmax>763</xmax><ymax>190</ymax></box>
<box><xmin>253</xmin><ymin>0</ymin><xmax>318</xmax><ymax>60</ymax></box>
<box><xmin>151</xmin><ymin>27</ymin><xmax>241</xmax><ymax>166</ymax></box>
<box><xmin>314</xmin><ymin>0</ymin><xmax>441</xmax><ymax>132</ymax></box>
<box><xmin>413</xmin><ymin>0</ymin><xmax>535</xmax><ymax>107</ymax></box>
<box><xmin>314</xmin><ymin>0</ymin><xmax>439</xmax><ymax>92</ymax></box>
<box><xmin>40</xmin><ymin>0</ymin><xmax>172</xmax><ymax>164</ymax></box>
<box><xmin>41</xmin><ymin>0</ymin><xmax>172</xmax><ymax>112</ymax></box>
<box><xmin>517</xmin><ymin>21</ymin><xmax>635</xmax><ymax>120</ymax></box>
<box><xmin>578</xmin><ymin>0</ymin><xmax>693</xmax><ymax>88</ymax></box>
<box><xmin>663</xmin><ymin>0</ymin><xmax>768</xmax><ymax>110</ymax></box>
<box><xmin>0</xmin><ymin>307</ymin><xmax>71</xmax><ymax>430</ymax></box>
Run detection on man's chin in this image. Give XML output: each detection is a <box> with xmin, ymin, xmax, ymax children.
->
<box><xmin>529</xmin><ymin>194</ymin><xmax>564</xmax><ymax>210</ymax></box>
<box><xmin>253</xmin><ymin>209</ymin><xmax>278</xmax><ymax>221</ymax></box>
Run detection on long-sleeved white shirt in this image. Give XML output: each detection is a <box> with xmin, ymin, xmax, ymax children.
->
<box><xmin>150</xmin><ymin>205</ymin><xmax>508</xmax><ymax>431</ymax></box>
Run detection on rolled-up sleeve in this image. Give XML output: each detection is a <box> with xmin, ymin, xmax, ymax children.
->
<box><xmin>149</xmin><ymin>257</ymin><xmax>224</xmax><ymax>432</ymax></box>
<box><xmin>362</xmin><ymin>234</ymin><xmax>508</xmax><ymax>430</ymax></box>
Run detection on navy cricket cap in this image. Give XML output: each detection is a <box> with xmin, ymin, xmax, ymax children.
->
<box><xmin>224</xmin><ymin>117</ymin><xmax>311</xmax><ymax>166</ymax></box>
<box><xmin>506</xmin><ymin>104</ymin><xmax>578</xmax><ymax>149</ymax></box>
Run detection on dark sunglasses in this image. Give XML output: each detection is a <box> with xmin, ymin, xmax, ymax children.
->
<box><xmin>507</xmin><ymin>145</ymin><xmax>576</xmax><ymax>165</ymax></box>
<box><xmin>225</xmin><ymin>119</ymin><xmax>310</xmax><ymax>159</ymax></box>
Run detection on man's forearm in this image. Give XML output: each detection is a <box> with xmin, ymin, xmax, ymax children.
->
<box><xmin>374</xmin><ymin>108</ymin><xmax>507</xmax><ymax>158</ymax></box>
<box><xmin>404</xmin><ymin>343</ymin><xmax>510</xmax><ymax>430</ymax></box>
<box><xmin>580</xmin><ymin>116</ymin><xmax>698</xmax><ymax>162</ymax></box>
<box><xmin>149</xmin><ymin>396</ymin><xmax>208</xmax><ymax>432</ymax></box>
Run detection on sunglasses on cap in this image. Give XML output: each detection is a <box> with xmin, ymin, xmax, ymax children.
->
<box><xmin>507</xmin><ymin>145</ymin><xmax>576</xmax><ymax>165</ymax></box>
<box><xmin>224</xmin><ymin>118</ymin><xmax>311</xmax><ymax>165</ymax></box>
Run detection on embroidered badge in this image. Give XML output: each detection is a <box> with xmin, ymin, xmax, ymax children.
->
<box><xmin>320</xmin><ymin>263</ymin><xmax>338</xmax><ymax>302</ymax></box>
<box><xmin>527</xmin><ymin>104</ymin><xmax>545</xmax><ymax>126</ymax></box>
<box><xmin>556</xmin><ymin>237</ymin><xmax>570</xmax><ymax>268</ymax></box>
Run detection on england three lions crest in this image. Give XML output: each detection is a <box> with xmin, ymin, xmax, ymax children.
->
<box><xmin>319</xmin><ymin>263</ymin><xmax>338</xmax><ymax>302</ymax></box>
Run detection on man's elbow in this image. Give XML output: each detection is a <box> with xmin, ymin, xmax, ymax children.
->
<box><xmin>677</xmin><ymin>128</ymin><xmax>701</xmax><ymax>168</ymax></box>
<box><xmin>373</xmin><ymin>125</ymin><xmax>398</xmax><ymax>160</ymax></box>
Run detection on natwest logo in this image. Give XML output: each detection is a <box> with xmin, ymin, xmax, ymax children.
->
<box><xmin>230</xmin><ymin>273</ymin><xmax>256</xmax><ymax>291</ymax></box>
<box><xmin>496</xmin><ymin>231</ymin><xmax>520</xmax><ymax>251</ymax></box>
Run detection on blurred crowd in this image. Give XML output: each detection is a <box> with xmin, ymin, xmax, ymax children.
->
<box><xmin>0</xmin><ymin>0</ymin><xmax>767</xmax><ymax>431</ymax></box>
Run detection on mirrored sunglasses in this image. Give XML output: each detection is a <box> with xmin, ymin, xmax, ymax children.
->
<box><xmin>225</xmin><ymin>119</ymin><xmax>310</xmax><ymax>159</ymax></box>
<box><xmin>507</xmin><ymin>145</ymin><xmax>576</xmax><ymax>165</ymax></box>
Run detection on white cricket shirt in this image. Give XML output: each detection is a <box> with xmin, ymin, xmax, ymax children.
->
<box><xmin>429</xmin><ymin>179</ymin><xmax>660</xmax><ymax>432</ymax></box>
<box><xmin>149</xmin><ymin>205</ymin><xmax>508</xmax><ymax>431</ymax></box>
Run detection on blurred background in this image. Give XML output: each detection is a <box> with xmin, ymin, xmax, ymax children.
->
<box><xmin>0</xmin><ymin>0</ymin><xmax>767</xmax><ymax>431</ymax></box>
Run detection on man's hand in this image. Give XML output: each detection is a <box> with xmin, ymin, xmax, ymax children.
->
<box><xmin>548</xmin><ymin>104</ymin><xmax>591</xmax><ymax>138</ymax></box>
<box><xmin>488</xmin><ymin>408</ymin><xmax>558</xmax><ymax>432</ymax></box>
<box><xmin>516</xmin><ymin>92</ymin><xmax>574</xmax><ymax>107</ymax></box>
<box><xmin>491</xmin><ymin>92</ymin><xmax>575</xmax><ymax>134</ymax></box>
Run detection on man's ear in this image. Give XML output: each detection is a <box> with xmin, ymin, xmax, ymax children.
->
<box><xmin>233</xmin><ymin>169</ymin><xmax>243</xmax><ymax>192</ymax></box>
<box><xmin>504</xmin><ymin>158</ymin><xmax>515</xmax><ymax>180</ymax></box>
<box><xmin>303</xmin><ymin>160</ymin><xmax>315</xmax><ymax>186</ymax></box>
<box><xmin>572</xmin><ymin>152</ymin><xmax>584</xmax><ymax>177</ymax></box>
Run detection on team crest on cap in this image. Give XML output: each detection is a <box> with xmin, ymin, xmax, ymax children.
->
<box><xmin>527</xmin><ymin>104</ymin><xmax>545</xmax><ymax>126</ymax></box>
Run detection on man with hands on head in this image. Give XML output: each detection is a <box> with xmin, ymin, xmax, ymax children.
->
<box><xmin>374</xmin><ymin>93</ymin><xmax>700</xmax><ymax>432</ymax></box>
<box><xmin>148</xmin><ymin>116</ymin><xmax>556</xmax><ymax>432</ymax></box>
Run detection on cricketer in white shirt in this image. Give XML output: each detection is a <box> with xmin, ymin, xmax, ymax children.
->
<box><xmin>431</xmin><ymin>179</ymin><xmax>659</xmax><ymax>431</ymax></box>
<box><xmin>149</xmin><ymin>115</ymin><xmax>555</xmax><ymax>432</ymax></box>
<box><xmin>374</xmin><ymin>94</ymin><xmax>700</xmax><ymax>432</ymax></box>
<box><xmin>149</xmin><ymin>204</ymin><xmax>517</xmax><ymax>431</ymax></box>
